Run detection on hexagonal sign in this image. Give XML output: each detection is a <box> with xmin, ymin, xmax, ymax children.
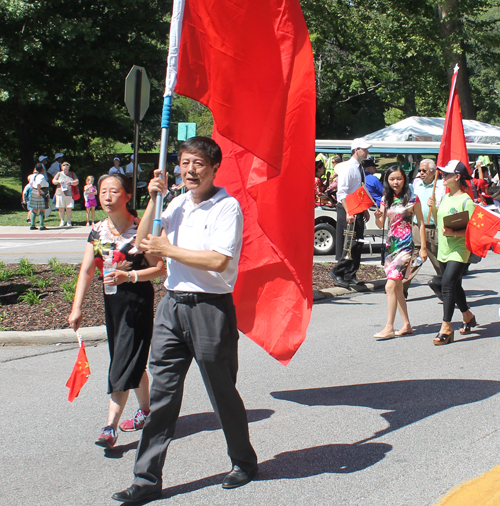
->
<box><xmin>124</xmin><ymin>65</ymin><xmax>150</xmax><ymax>122</ymax></box>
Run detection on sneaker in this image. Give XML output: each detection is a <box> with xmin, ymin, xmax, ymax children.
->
<box><xmin>95</xmin><ymin>426</ymin><xmax>117</xmax><ymax>449</ymax></box>
<box><xmin>85</xmin><ymin>222</ymin><xmax>90</xmax><ymax>226</ymax></box>
<box><xmin>119</xmin><ymin>409</ymin><xmax>150</xmax><ymax>432</ymax></box>
<box><xmin>39</xmin><ymin>226</ymin><xmax>47</xmax><ymax>231</ymax></box>
<box><xmin>59</xmin><ymin>220</ymin><xmax>66</xmax><ymax>227</ymax></box>
<box><xmin>67</xmin><ymin>221</ymin><xmax>73</xmax><ymax>227</ymax></box>
<box><xmin>29</xmin><ymin>226</ymin><xmax>37</xmax><ymax>230</ymax></box>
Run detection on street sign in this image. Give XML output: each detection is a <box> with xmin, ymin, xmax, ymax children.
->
<box><xmin>124</xmin><ymin>65</ymin><xmax>150</xmax><ymax>122</ymax></box>
<box><xmin>177</xmin><ymin>122</ymin><xmax>197</xmax><ymax>141</ymax></box>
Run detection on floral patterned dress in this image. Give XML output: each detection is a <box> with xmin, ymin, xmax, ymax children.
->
<box><xmin>381</xmin><ymin>194</ymin><xmax>419</xmax><ymax>280</ymax></box>
<box><xmin>88</xmin><ymin>217</ymin><xmax>154</xmax><ymax>393</ymax></box>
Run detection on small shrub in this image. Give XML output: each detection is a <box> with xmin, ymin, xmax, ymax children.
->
<box><xmin>43</xmin><ymin>302</ymin><xmax>57</xmax><ymax>314</ymax></box>
<box><xmin>32</xmin><ymin>277</ymin><xmax>53</xmax><ymax>290</ymax></box>
<box><xmin>60</xmin><ymin>265</ymin><xmax>76</xmax><ymax>276</ymax></box>
<box><xmin>18</xmin><ymin>289</ymin><xmax>42</xmax><ymax>305</ymax></box>
<box><xmin>0</xmin><ymin>269</ymin><xmax>14</xmax><ymax>281</ymax></box>
<box><xmin>17</xmin><ymin>258</ymin><xmax>35</xmax><ymax>277</ymax></box>
<box><xmin>61</xmin><ymin>277</ymin><xmax>78</xmax><ymax>302</ymax></box>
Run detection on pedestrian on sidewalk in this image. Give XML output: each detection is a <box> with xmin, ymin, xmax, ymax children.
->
<box><xmin>29</xmin><ymin>164</ymin><xmax>50</xmax><ymax>231</ymax></box>
<box><xmin>52</xmin><ymin>162</ymin><xmax>78</xmax><ymax>226</ymax></box>
<box><xmin>373</xmin><ymin>166</ymin><xmax>427</xmax><ymax>340</ymax></box>
<box><xmin>68</xmin><ymin>173</ymin><xmax>165</xmax><ymax>449</ymax></box>
<box><xmin>112</xmin><ymin>137</ymin><xmax>258</xmax><ymax>505</ymax></box>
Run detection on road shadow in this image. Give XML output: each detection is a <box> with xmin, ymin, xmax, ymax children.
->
<box><xmin>455</xmin><ymin>322</ymin><xmax>500</xmax><ymax>343</ymax></box>
<box><xmin>271</xmin><ymin>379</ymin><xmax>500</xmax><ymax>443</ymax></box>
<box><xmin>154</xmin><ymin>442</ymin><xmax>391</xmax><ymax>501</ymax></box>
<box><xmin>105</xmin><ymin>408</ymin><xmax>274</xmax><ymax>459</ymax></box>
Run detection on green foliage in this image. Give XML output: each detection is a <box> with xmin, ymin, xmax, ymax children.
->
<box><xmin>43</xmin><ymin>302</ymin><xmax>57</xmax><ymax>314</ymax></box>
<box><xmin>61</xmin><ymin>277</ymin><xmax>78</xmax><ymax>302</ymax></box>
<box><xmin>49</xmin><ymin>258</ymin><xmax>76</xmax><ymax>276</ymax></box>
<box><xmin>0</xmin><ymin>312</ymin><xmax>11</xmax><ymax>331</ymax></box>
<box><xmin>0</xmin><ymin>269</ymin><xmax>14</xmax><ymax>282</ymax></box>
<box><xmin>32</xmin><ymin>276</ymin><xmax>53</xmax><ymax>290</ymax></box>
<box><xmin>18</xmin><ymin>289</ymin><xmax>42</xmax><ymax>305</ymax></box>
<box><xmin>17</xmin><ymin>258</ymin><xmax>35</xmax><ymax>277</ymax></box>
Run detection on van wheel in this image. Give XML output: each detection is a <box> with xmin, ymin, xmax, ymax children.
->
<box><xmin>314</xmin><ymin>223</ymin><xmax>336</xmax><ymax>255</ymax></box>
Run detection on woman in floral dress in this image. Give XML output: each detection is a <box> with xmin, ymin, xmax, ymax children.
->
<box><xmin>374</xmin><ymin>166</ymin><xmax>427</xmax><ymax>339</ymax></box>
<box><xmin>69</xmin><ymin>173</ymin><xmax>165</xmax><ymax>449</ymax></box>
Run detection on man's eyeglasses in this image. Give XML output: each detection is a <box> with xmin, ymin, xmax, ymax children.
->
<box><xmin>418</xmin><ymin>169</ymin><xmax>429</xmax><ymax>174</ymax></box>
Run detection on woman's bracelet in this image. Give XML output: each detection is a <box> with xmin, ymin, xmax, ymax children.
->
<box><xmin>126</xmin><ymin>271</ymin><xmax>132</xmax><ymax>282</ymax></box>
<box><xmin>132</xmin><ymin>270</ymin><xmax>138</xmax><ymax>283</ymax></box>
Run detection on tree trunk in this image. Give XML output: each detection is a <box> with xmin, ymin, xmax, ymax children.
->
<box><xmin>438</xmin><ymin>0</ymin><xmax>476</xmax><ymax>120</ymax></box>
<box><xmin>17</xmin><ymin>100</ymin><xmax>34</xmax><ymax>186</ymax></box>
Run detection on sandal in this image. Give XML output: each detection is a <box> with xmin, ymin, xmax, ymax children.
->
<box><xmin>434</xmin><ymin>331</ymin><xmax>454</xmax><ymax>346</ymax></box>
<box><xmin>460</xmin><ymin>315</ymin><xmax>477</xmax><ymax>335</ymax></box>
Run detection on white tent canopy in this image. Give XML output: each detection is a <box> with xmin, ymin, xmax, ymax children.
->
<box><xmin>363</xmin><ymin>116</ymin><xmax>500</xmax><ymax>144</ymax></box>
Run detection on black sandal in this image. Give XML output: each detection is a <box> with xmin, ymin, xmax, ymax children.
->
<box><xmin>460</xmin><ymin>315</ymin><xmax>477</xmax><ymax>335</ymax></box>
<box><xmin>433</xmin><ymin>331</ymin><xmax>454</xmax><ymax>346</ymax></box>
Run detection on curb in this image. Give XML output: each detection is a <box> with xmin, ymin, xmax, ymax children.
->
<box><xmin>0</xmin><ymin>325</ymin><xmax>107</xmax><ymax>346</ymax></box>
<box><xmin>313</xmin><ymin>278</ymin><xmax>386</xmax><ymax>301</ymax></box>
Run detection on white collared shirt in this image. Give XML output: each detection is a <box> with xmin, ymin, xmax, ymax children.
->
<box><xmin>161</xmin><ymin>187</ymin><xmax>243</xmax><ymax>293</ymax></box>
<box><xmin>336</xmin><ymin>156</ymin><xmax>364</xmax><ymax>202</ymax></box>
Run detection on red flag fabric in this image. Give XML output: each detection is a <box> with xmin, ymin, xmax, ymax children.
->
<box><xmin>466</xmin><ymin>206</ymin><xmax>500</xmax><ymax>258</ymax></box>
<box><xmin>437</xmin><ymin>64</ymin><xmax>473</xmax><ymax>198</ymax></box>
<box><xmin>66</xmin><ymin>343</ymin><xmax>91</xmax><ymax>402</ymax></box>
<box><xmin>345</xmin><ymin>184</ymin><xmax>375</xmax><ymax>216</ymax></box>
<box><xmin>175</xmin><ymin>0</ymin><xmax>316</xmax><ymax>364</ymax></box>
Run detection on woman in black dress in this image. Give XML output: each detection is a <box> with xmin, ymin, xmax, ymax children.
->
<box><xmin>69</xmin><ymin>174</ymin><xmax>164</xmax><ymax>449</ymax></box>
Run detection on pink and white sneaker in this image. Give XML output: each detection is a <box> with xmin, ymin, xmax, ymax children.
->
<box><xmin>119</xmin><ymin>409</ymin><xmax>150</xmax><ymax>432</ymax></box>
<box><xmin>95</xmin><ymin>425</ymin><xmax>118</xmax><ymax>448</ymax></box>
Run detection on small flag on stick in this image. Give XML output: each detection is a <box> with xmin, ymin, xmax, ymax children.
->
<box><xmin>66</xmin><ymin>332</ymin><xmax>91</xmax><ymax>402</ymax></box>
<box><xmin>345</xmin><ymin>184</ymin><xmax>375</xmax><ymax>216</ymax></box>
<box><xmin>466</xmin><ymin>206</ymin><xmax>500</xmax><ymax>258</ymax></box>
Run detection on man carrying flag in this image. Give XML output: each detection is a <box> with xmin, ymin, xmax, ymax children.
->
<box><xmin>329</xmin><ymin>138</ymin><xmax>372</xmax><ymax>289</ymax></box>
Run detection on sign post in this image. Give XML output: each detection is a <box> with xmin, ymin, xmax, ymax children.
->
<box><xmin>124</xmin><ymin>65</ymin><xmax>150</xmax><ymax>208</ymax></box>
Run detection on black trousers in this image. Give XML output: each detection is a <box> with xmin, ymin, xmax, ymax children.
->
<box><xmin>333</xmin><ymin>203</ymin><xmax>365</xmax><ymax>280</ymax></box>
<box><xmin>439</xmin><ymin>261</ymin><xmax>469</xmax><ymax>322</ymax></box>
<box><xmin>133</xmin><ymin>293</ymin><xmax>257</xmax><ymax>489</ymax></box>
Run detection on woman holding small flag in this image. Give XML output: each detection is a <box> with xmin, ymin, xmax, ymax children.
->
<box><xmin>432</xmin><ymin>160</ymin><xmax>477</xmax><ymax>345</ymax></box>
<box><xmin>68</xmin><ymin>173</ymin><xmax>165</xmax><ymax>448</ymax></box>
<box><xmin>374</xmin><ymin>166</ymin><xmax>427</xmax><ymax>340</ymax></box>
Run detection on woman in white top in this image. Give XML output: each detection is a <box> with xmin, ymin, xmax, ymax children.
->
<box><xmin>29</xmin><ymin>164</ymin><xmax>50</xmax><ymax>230</ymax></box>
<box><xmin>53</xmin><ymin>162</ymin><xmax>79</xmax><ymax>226</ymax></box>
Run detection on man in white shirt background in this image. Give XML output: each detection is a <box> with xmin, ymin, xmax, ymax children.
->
<box><xmin>329</xmin><ymin>138</ymin><xmax>371</xmax><ymax>289</ymax></box>
<box><xmin>125</xmin><ymin>154</ymin><xmax>142</xmax><ymax>178</ymax></box>
<box><xmin>48</xmin><ymin>153</ymin><xmax>64</xmax><ymax>177</ymax></box>
<box><xmin>109</xmin><ymin>157</ymin><xmax>125</xmax><ymax>175</ymax></box>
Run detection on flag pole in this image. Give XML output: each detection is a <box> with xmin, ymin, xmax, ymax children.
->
<box><xmin>152</xmin><ymin>0</ymin><xmax>186</xmax><ymax>236</ymax></box>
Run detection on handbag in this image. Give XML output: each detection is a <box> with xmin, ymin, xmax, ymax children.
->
<box><xmin>70</xmin><ymin>173</ymin><xmax>81</xmax><ymax>200</ymax></box>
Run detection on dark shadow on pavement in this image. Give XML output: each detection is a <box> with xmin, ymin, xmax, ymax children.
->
<box><xmin>271</xmin><ymin>379</ymin><xmax>500</xmax><ymax>443</ymax></box>
<box><xmin>158</xmin><ymin>442</ymin><xmax>391</xmax><ymax>500</ymax></box>
<box><xmin>104</xmin><ymin>409</ymin><xmax>274</xmax><ymax>459</ymax></box>
<box><xmin>455</xmin><ymin>322</ymin><xmax>500</xmax><ymax>343</ymax></box>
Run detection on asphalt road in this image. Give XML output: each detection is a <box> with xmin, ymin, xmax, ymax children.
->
<box><xmin>1</xmin><ymin>254</ymin><xmax>500</xmax><ymax>505</ymax></box>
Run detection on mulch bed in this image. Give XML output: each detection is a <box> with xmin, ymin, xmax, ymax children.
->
<box><xmin>0</xmin><ymin>262</ymin><xmax>385</xmax><ymax>332</ymax></box>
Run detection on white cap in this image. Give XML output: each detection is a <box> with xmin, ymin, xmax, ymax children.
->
<box><xmin>38</xmin><ymin>155</ymin><xmax>48</xmax><ymax>162</ymax></box>
<box><xmin>55</xmin><ymin>153</ymin><xmax>64</xmax><ymax>159</ymax></box>
<box><xmin>130</xmin><ymin>154</ymin><xmax>135</xmax><ymax>160</ymax></box>
<box><xmin>350</xmin><ymin>138</ymin><xmax>372</xmax><ymax>151</ymax></box>
<box><xmin>113</xmin><ymin>157</ymin><xmax>120</xmax><ymax>162</ymax></box>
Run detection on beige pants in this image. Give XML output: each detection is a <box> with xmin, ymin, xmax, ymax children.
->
<box><xmin>403</xmin><ymin>224</ymin><xmax>441</xmax><ymax>291</ymax></box>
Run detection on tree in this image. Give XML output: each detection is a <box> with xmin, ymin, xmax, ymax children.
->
<box><xmin>0</xmin><ymin>0</ymin><xmax>171</xmax><ymax>182</ymax></box>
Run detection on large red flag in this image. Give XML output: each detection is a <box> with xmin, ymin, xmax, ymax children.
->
<box><xmin>466</xmin><ymin>206</ymin><xmax>500</xmax><ymax>258</ymax></box>
<box><xmin>437</xmin><ymin>64</ymin><xmax>473</xmax><ymax>198</ymax></box>
<box><xmin>175</xmin><ymin>0</ymin><xmax>316</xmax><ymax>364</ymax></box>
<box><xmin>66</xmin><ymin>343</ymin><xmax>91</xmax><ymax>402</ymax></box>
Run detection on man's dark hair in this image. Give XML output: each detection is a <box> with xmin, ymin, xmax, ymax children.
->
<box><xmin>178</xmin><ymin>136</ymin><xmax>222</xmax><ymax>167</ymax></box>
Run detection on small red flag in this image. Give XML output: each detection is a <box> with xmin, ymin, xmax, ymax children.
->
<box><xmin>466</xmin><ymin>206</ymin><xmax>500</xmax><ymax>258</ymax></box>
<box><xmin>344</xmin><ymin>184</ymin><xmax>375</xmax><ymax>216</ymax></box>
<box><xmin>66</xmin><ymin>342</ymin><xmax>91</xmax><ymax>402</ymax></box>
<box><xmin>175</xmin><ymin>0</ymin><xmax>316</xmax><ymax>364</ymax></box>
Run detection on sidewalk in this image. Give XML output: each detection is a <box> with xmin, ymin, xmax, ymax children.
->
<box><xmin>0</xmin><ymin>224</ymin><xmax>90</xmax><ymax>239</ymax></box>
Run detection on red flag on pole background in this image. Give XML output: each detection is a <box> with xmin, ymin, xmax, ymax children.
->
<box><xmin>466</xmin><ymin>206</ymin><xmax>500</xmax><ymax>258</ymax></box>
<box><xmin>436</xmin><ymin>64</ymin><xmax>473</xmax><ymax>198</ymax></box>
<box><xmin>345</xmin><ymin>184</ymin><xmax>375</xmax><ymax>216</ymax></box>
<box><xmin>175</xmin><ymin>0</ymin><xmax>316</xmax><ymax>364</ymax></box>
<box><xmin>66</xmin><ymin>342</ymin><xmax>91</xmax><ymax>402</ymax></box>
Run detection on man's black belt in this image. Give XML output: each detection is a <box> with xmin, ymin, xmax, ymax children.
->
<box><xmin>167</xmin><ymin>290</ymin><xmax>226</xmax><ymax>304</ymax></box>
<box><xmin>424</xmin><ymin>224</ymin><xmax>436</xmax><ymax>229</ymax></box>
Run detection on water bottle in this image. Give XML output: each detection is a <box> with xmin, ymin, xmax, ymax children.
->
<box><xmin>412</xmin><ymin>256</ymin><xmax>423</xmax><ymax>268</ymax></box>
<box><xmin>103</xmin><ymin>257</ymin><xmax>117</xmax><ymax>295</ymax></box>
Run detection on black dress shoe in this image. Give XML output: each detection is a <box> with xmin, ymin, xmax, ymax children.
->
<box><xmin>111</xmin><ymin>484</ymin><xmax>161</xmax><ymax>503</ymax></box>
<box><xmin>328</xmin><ymin>271</ymin><xmax>349</xmax><ymax>289</ymax></box>
<box><xmin>222</xmin><ymin>465</ymin><xmax>258</xmax><ymax>489</ymax></box>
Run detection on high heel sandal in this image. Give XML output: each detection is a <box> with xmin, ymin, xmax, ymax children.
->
<box><xmin>433</xmin><ymin>331</ymin><xmax>454</xmax><ymax>346</ymax></box>
<box><xmin>460</xmin><ymin>315</ymin><xmax>477</xmax><ymax>335</ymax></box>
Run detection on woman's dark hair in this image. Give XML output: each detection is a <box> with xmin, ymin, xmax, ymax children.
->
<box><xmin>383</xmin><ymin>166</ymin><xmax>411</xmax><ymax>208</ymax></box>
<box><xmin>178</xmin><ymin>136</ymin><xmax>222</xmax><ymax>166</ymax></box>
<box><xmin>97</xmin><ymin>173</ymin><xmax>137</xmax><ymax>216</ymax></box>
<box><xmin>315</xmin><ymin>160</ymin><xmax>325</xmax><ymax>176</ymax></box>
<box><xmin>457</xmin><ymin>173</ymin><xmax>471</xmax><ymax>192</ymax></box>
<box><xmin>34</xmin><ymin>163</ymin><xmax>45</xmax><ymax>174</ymax></box>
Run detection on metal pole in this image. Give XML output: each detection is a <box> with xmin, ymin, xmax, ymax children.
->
<box><xmin>132</xmin><ymin>69</ymin><xmax>143</xmax><ymax>209</ymax></box>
